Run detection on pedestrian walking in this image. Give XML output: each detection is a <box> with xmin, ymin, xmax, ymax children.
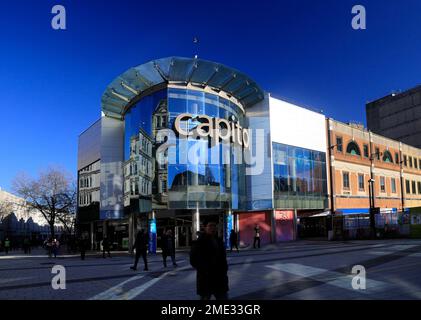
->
<box><xmin>190</xmin><ymin>220</ymin><xmax>229</xmax><ymax>300</ymax></box>
<box><xmin>253</xmin><ymin>224</ymin><xmax>261</xmax><ymax>249</ymax></box>
<box><xmin>79</xmin><ymin>236</ymin><xmax>88</xmax><ymax>260</ymax></box>
<box><xmin>130</xmin><ymin>229</ymin><xmax>149</xmax><ymax>271</ymax></box>
<box><xmin>44</xmin><ymin>238</ymin><xmax>53</xmax><ymax>257</ymax></box>
<box><xmin>229</xmin><ymin>229</ymin><xmax>239</xmax><ymax>253</ymax></box>
<box><xmin>52</xmin><ymin>238</ymin><xmax>60</xmax><ymax>258</ymax></box>
<box><xmin>161</xmin><ymin>229</ymin><xmax>177</xmax><ymax>268</ymax></box>
<box><xmin>101</xmin><ymin>237</ymin><xmax>111</xmax><ymax>258</ymax></box>
<box><xmin>4</xmin><ymin>238</ymin><xmax>10</xmax><ymax>255</ymax></box>
<box><xmin>23</xmin><ymin>237</ymin><xmax>32</xmax><ymax>254</ymax></box>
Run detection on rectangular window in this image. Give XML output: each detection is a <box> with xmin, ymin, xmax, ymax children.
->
<box><xmin>363</xmin><ymin>145</ymin><xmax>369</xmax><ymax>158</ymax></box>
<box><xmin>415</xmin><ymin>159</ymin><xmax>418</xmax><ymax>169</ymax></box>
<box><xmin>395</xmin><ymin>153</ymin><xmax>399</xmax><ymax>165</ymax></box>
<box><xmin>336</xmin><ymin>137</ymin><xmax>343</xmax><ymax>152</ymax></box>
<box><xmin>343</xmin><ymin>172</ymin><xmax>350</xmax><ymax>189</ymax></box>
<box><xmin>391</xmin><ymin>178</ymin><xmax>397</xmax><ymax>193</ymax></box>
<box><xmin>375</xmin><ymin>148</ymin><xmax>380</xmax><ymax>160</ymax></box>
<box><xmin>419</xmin><ymin>159</ymin><xmax>421</xmax><ymax>170</ymax></box>
<box><xmin>404</xmin><ymin>155</ymin><xmax>408</xmax><ymax>167</ymax></box>
<box><xmin>406</xmin><ymin>180</ymin><xmax>411</xmax><ymax>194</ymax></box>
<box><xmin>418</xmin><ymin>182</ymin><xmax>421</xmax><ymax>195</ymax></box>
<box><xmin>409</xmin><ymin>157</ymin><xmax>413</xmax><ymax>168</ymax></box>
<box><xmin>358</xmin><ymin>174</ymin><xmax>365</xmax><ymax>191</ymax></box>
<box><xmin>135</xmin><ymin>181</ymin><xmax>139</xmax><ymax>195</ymax></box>
<box><xmin>380</xmin><ymin>176</ymin><xmax>386</xmax><ymax>193</ymax></box>
<box><xmin>412</xmin><ymin>181</ymin><xmax>416</xmax><ymax>194</ymax></box>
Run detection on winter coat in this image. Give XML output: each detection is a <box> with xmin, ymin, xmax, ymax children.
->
<box><xmin>161</xmin><ymin>234</ymin><xmax>175</xmax><ymax>255</ymax></box>
<box><xmin>190</xmin><ymin>234</ymin><xmax>229</xmax><ymax>296</ymax></box>
<box><xmin>229</xmin><ymin>232</ymin><xmax>238</xmax><ymax>243</ymax></box>
<box><xmin>134</xmin><ymin>232</ymin><xmax>148</xmax><ymax>253</ymax></box>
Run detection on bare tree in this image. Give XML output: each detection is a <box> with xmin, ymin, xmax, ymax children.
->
<box><xmin>0</xmin><ymin>200</ymin><xmax>13</xmax><ymax>222</ymax></box>
<box><xmin>12</xmin><ymin>167</ymin><xmax>77</xmax><ymax>239</ymax></box>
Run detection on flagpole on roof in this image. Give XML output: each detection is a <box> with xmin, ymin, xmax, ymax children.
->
<box><xmin>193</xmin><ymin>36</ymin><xmax>199</xmax><ymax>59</ymax></box>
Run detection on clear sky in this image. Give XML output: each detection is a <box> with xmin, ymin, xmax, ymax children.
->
<box><xmin>1</xmin><ymin>0</ymin><xmax>421</xmax><ymax>192</ymax></box>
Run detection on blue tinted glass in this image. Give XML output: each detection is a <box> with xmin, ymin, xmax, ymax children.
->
<box><xmin>124</xmin><ymin>89</ymin><xmax>166</xmax><ymax>161</ymax></box>
<box><xmin>167</xmin><ymin>87</ymin><xmax>246</xmax><ymax>209</ymax></box>
<box><xmin>273</xmin><ymin>142</ymin><xmax>327</xmax><ymax>203</ymax></box>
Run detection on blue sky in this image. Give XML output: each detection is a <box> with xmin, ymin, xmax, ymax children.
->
<box><xmin>1</xmin><ymin>0</ymin><xmax>421</xmax><ymax>192</ymax></box>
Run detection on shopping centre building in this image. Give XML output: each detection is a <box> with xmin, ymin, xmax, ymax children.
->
<box><xmin>77</xmin><ymin>56</ymin><xmax>421</xmax><ymax>251</ymax></box>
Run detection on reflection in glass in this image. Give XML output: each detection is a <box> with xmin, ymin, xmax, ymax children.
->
<box><xmin>273</xmin><ymin>142</ymin><xmax>328</xmax><ymax>209</ymax></box>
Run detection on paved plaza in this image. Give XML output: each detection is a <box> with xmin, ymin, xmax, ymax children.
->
<box><xmin>1</xmin><ymin>239</ymin><xmax>421</xmax><ymax>300</ymax></box>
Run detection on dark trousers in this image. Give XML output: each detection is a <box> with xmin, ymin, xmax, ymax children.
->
<box><xmin>253</xmin><ymin>237</ymin><xmax>260</xmax><ymax>248</ymax></box>
<box><xmin>230</xmin><ymin>242</ymin><xmax>239</xmax><ymax>252</ymax></box>
<box><xmin>200</xmin><ymin>293</ymin><xmax>228</xmax><ymax>300</ymax></box>
<box><xmin>162</xmin><ymin>252</ymin><xmax>176</xmax><ymax>267</ymax></box>
<box><xmin>103</xmin><ymin>248</ymin><xmax>111</xmax><ymax>258</ymax></box>
<box><xmin>81</xmin><ymin>249</ymin><xmax>86</xmax><ymax>260</ymax></box>
<box><xmin>5</xmin><ymin>247</ymin><xmax>9</xmax><ymax>255</ymax></box>
<box><xmin>134</xmin><ymin>250</ymin><xmax>148</xmax><ymax>270</ymax></box>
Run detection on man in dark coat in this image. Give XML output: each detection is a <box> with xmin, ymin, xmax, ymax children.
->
<box><xmin>190</xmin><ymin>220</ymin><xmax>229</xmax><ymax>300</ymax></box>
<box><xmin>161</xmin><ymin>229</ymin><xmax>177</xmax><ymax>268</ymax></box>
<box><xmin>78</xmin><ymin>236</ymin><xmax>88</xmax><ymax>260</ymax></box>
<box><xmin>102</xmin><ymin>237</ymin><xmax>111</xmax><ymax>258</ymax></box>
<box><xmin>229</xmin><ymin>229</ymin><xmax>239</xmax><ymax>253</ymax></box>
<box><xmin>253</xmin><ymin>224</ymin><xmax>261</xmax><ymax>249</ymax></box>
<box><xmin>131</xmin><ymin>229</ymin><xmax>149</xmax><ymax>271</ymax></box>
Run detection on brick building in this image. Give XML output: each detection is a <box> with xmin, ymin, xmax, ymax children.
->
<box><xmin>327</xmin><ymin>119</ymin><xmax>421</xmax><ymax>238</ymax></box>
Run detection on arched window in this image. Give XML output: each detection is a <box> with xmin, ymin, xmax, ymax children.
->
<box><xmin>346</xmin><ymin>141</ymin><xmax>361</xmax><ymax>156</ymax></box>
<box><xmin>383</xmin><ymin>150</ymin><xmax>393</xmax><ymax>163</ymax></box>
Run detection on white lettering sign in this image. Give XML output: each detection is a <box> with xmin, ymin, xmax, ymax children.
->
<box><xmin>174</xmin><ymin>113</ymin><xmax>250</xmax><ymax>149</ymax></box>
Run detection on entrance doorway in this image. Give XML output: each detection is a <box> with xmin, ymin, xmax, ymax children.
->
<box><xmin>175</xmin><ymin>225</ymin><xmax>191</xmax><ymax>248</ymax></box>
<box><xmin>156</xmin><ymin>216</ymin><xmax>192</xmax><ymax>249</ymax></box>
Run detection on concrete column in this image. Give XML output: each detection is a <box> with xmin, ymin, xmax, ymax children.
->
<box><xmin>186</xmin><ymin>227</ymin><xmax>190</xmax><ymax>247</ymax></box>
<box><xmin>192</xmin><ymin>205</ymin><xmax>200</xmax><ymax>240</ymax></box>
<box><xmin>175</xmin><ymin>226</ymin><xmax>179</xmax><ymax>248</ymax></box>
<box><xmin>270</xmin><ymin>210</ymin><xmax>277</xmax><ymax>243</ymax></box>
<box><xmin>235</xmin><ymin>213</ymin><xmax>240</xmax><ymax>245</ymax></box>
<box><xmin>90</xmin><ymin>222</ymin><xmax>94</xmax><ymax>250</ymax></box>
<box><xmin>128</xmin><ymin>213</ymin><xmax>136</xmax><ymax>254</ymax></box>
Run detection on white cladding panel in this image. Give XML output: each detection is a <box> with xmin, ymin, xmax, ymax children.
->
<box><xmin>269</xmin><ymin>97</ymin><xmax>327</xmax><ymax>152</ymax></box>
<box><xmin>78</xmin><ymin>119</ymin><xmax>101</xmax><ymax>170</ymax></box>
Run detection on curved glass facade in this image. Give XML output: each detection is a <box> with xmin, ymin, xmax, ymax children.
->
<box><xmin>123</xmin><ymin>86</ymin><xmax>247</xmax><ymax>212</ymax></box>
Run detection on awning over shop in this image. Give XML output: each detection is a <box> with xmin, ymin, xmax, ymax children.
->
<box><xmin>309</xmin><ymin>211</ymin><xmax>331</xmax><ymax>218</ymax></box>
<box><xmin>336</xmin><ymin>208</ymin><xmax>370</xmax><ymax>215</ymax></box>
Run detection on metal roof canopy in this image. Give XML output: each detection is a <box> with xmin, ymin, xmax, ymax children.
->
<box><xmin>101</xmin><ymin>57</ymin><xmax>265</xmax><ymax>118</ymax></box>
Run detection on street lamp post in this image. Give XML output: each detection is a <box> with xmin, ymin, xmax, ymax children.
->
<box><xmin>369</xmin><ymin>149</ymin><xmax>382</xmax><ymax>239</ymax></box>
<box><xmin>327</xmin><ymin>136</ymin><xmax>341</xmax><ymax>239</ymax></box>
<box><xmin>328</xmin><ymin>143</ymin><xmax>338</xmax><ymax>215</ymax></box>
<box><xmin>368</xmin><ymin>178</ymin><xmax>376</xmax><ymax>237</ymax></box>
